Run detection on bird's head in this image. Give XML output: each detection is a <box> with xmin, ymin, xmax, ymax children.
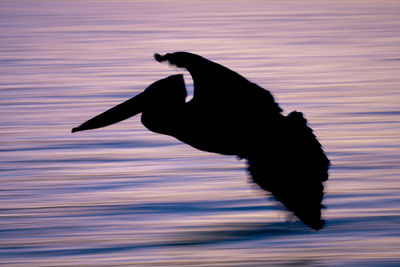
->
<box><xmin>142</xmin><ymin>74</ymin><xmax>187</xmax><ymax>108</ymax></box>
<box><xmin>72</xmin><ymin>74</ymin><xmax>186</xmax><ymax>133</ymax></box>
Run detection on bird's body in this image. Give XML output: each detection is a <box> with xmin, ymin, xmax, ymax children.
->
<box><xmin>72</xmin><ymin>52</ymin><xmax>330</xmax><ymax>230</ymax></box>
<box><xmin>146</xmin><ymin>53</ymin><xmax>284</xmax><ymax>158</ymax></box>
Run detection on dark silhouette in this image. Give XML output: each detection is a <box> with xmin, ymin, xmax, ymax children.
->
<box><xmin>72</xmin><ymin>52</ymin><xmax>330</xmax><ymax>230</ymax></box>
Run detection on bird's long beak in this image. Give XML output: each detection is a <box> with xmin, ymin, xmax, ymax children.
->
<box><xmin>72</xmin><ymin>92</ymin><xmax>146</xmax><ymax>133</ymax></box>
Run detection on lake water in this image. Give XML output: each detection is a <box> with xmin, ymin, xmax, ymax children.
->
<box><xmin>1</xmin><ymin>0</ymin><xmax>400</xmax><ymax>266</ymax></box>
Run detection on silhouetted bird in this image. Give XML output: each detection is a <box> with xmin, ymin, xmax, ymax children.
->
<box><xmin>72</xmin><ymin>52</ymin><xmax>330</xmax><ymax>230</ymax></box>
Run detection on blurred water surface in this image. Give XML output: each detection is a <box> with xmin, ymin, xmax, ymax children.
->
<box><xmin>1</xmin><ymin>0</ymin><xmax>400</xmax><ymax>266</ymax></box>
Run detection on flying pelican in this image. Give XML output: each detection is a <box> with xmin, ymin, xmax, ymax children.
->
<box><xmin>72</xmin><ymin>52</ymin><xmax>330</xmax><ymax>230</ymax></box>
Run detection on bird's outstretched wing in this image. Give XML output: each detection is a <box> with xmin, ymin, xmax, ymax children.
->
<box><xmin>247</xmin><ymin>111</ymin><xmax>330</xmax><ymax>230</ymax></box>
<box><xmin>154</xmin><ymin>52</ymin><xmax>282</xmax><ymax>114</ymax></box>
<box><xmin>155</xmin><ymin>52</ymin><xmax>245</xmax><ymax>101</ymax></box>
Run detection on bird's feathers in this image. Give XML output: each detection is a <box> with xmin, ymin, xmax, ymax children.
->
<box><xmin>247</xmin><ymin>111</ymin><xmax>329</xmax><ymax>230</ymax></box>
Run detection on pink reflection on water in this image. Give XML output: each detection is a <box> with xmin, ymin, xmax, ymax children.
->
<box><xmin>1</xmin><ymin>0</ymin><xmax>400</xmax><ymax>266</ymax></box>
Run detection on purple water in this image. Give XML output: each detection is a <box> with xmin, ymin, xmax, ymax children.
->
<box><xmin>1</xmin><ymin>1</ymin><xmax>400</xmax><ymax>266</ymax></box>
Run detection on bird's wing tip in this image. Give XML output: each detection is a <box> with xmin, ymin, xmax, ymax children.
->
<box><xmin>154</xmin><ymin>53</ymin><xmax>165</xmax><ymax>62</ymax></box>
